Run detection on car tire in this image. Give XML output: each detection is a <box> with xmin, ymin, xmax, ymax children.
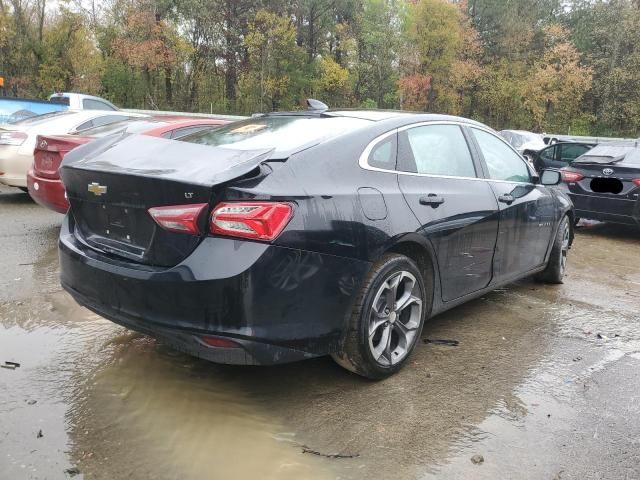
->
<box><xmin>332</xmin><ymin>254</ymin><xmax>429</xmax><ymax>380</ymax></box>
<box><xmin>536</xmin><ymin>216</ymin><xmax>571</xmax><ymax>284</ymax></box>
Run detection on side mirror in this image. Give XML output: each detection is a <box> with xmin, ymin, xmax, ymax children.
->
<box><xmin>540</xmin><ymin>169</ymin><xmax>561</xmax><ymax>186</ymax></box>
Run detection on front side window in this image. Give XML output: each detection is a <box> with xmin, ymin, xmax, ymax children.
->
<box><xmin>472</xmin><ymin>128</ymin><xmax>531</xmax><ymax>183</ymax></box>
<box><xmin>540</xmin><ymin>145</ymin><xmax>556</xmax><ymax>162</ymax></box>
<box><xmin>400</xmin><ymin>124</ymin><xmax>476</xmax><ymax>178</ymax></box>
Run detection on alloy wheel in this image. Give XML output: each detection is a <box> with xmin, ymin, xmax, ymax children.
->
<box><xmin>368</xmin><ymin>271</ymin><xmax>423</xmax><ymax>366</ymax></box>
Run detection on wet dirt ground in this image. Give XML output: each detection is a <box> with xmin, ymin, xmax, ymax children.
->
<box><xmin>1</xmin><ymin>183</ymin><xmax>639</xmax><ymax>480</ymax></box>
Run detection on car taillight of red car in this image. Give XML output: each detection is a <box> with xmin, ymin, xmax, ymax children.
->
<box><xmin>33</xmin><ymin>135</ymin><xmax>90</xmax><ymax>179</ymax></box>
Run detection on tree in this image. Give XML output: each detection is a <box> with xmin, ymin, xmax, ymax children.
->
<box><xmin>398</xmin><ymin>0</ymin><xmax>481</xmax><ymax>114</ymax></box>
<box><xmin>241</xmin><ymin>9</ymin><xmax>307</xmax><ymax>112</ymax></box>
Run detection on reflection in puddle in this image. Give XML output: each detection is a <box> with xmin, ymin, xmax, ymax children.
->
<box><xmin>69</xmin><ymin>336</ymin><xmax>330</xmax><ymax>480</ymax></box>
<box><xmin>1</xmin><ymin>292</ymin><xmax>331</xmax><ymax>480</ymax></box>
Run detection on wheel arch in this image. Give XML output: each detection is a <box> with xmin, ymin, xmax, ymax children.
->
<box><xmin>383</xmin><ymin>235</ymin><xmax>441</xmax><ymax>316</ymax></box>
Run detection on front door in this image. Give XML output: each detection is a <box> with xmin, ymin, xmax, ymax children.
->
<box><xmin>396</xmin><ymin>123</ymin><xmax>500</xmax><ymax>302</ymax></box>
<box><xmin>469</xmin><ymin>127</ymin><xmax>556</xmax><ymax>282</ymax></box>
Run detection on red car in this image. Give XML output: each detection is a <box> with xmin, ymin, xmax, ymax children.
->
<box><xmin>27</xmin><ymin>117</ymin><xmax>227</xmax><ymax>213</ymax></box>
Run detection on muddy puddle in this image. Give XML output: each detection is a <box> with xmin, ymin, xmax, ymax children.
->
<box><xmin>1</xmin><ymin>188</ymin><xmax>639</xmax><ymax>480</ymax></box>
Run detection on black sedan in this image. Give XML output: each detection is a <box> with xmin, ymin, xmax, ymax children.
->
<box><xmin>58</xmin><ymin>106</ymin><xmax>574</xmax><ymax>379</ymax></box>
<box><xmin>559</xmin><ymin>143</ymin><xmax>640</xmax><ymax>226</ymax></box>
<box><xmin>532</xmin><ymin>141</ymin><xmax>595</xmax><ymax>173</ymax></box>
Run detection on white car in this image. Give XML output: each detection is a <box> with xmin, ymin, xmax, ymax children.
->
<box><xmin>499</xmin><ymin>129</ymin><xmax>547</xmax><ymax>163</ymax></box>
<box><xmin>0</xmin><ymin>110</ymin><xmax>145</xmax><ymax>189</ymax></box>
<box><xmin>48</xmin><ymin>92</ymin><xmax>118</xmax><ymax>111</ymax></box>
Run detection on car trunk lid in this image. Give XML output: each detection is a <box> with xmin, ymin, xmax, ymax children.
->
<box><xmin>60</xmin><ymin>134</ymin><xmax>273</xmax><ymax>267</ymax></box>
<box><xmin>33</xmin><ymin>135</ymin><xmax>91</xmax><ymax>179</ymax></box>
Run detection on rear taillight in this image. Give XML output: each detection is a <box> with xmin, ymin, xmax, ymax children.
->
<box><xmin>560</xmin><ymin>169</ymin><xmax>585</xmax><ymax>183</ymax></box>
<box><xmin>148</xmin><ymin>203</ymin><xmax>208</xmax><ymax>235</ymax></box>
<box><xmin>633</xmin><ymin>179</ymin><xmax>640</xmax><ymax>187</ymax></box>
<box><xmin>210</xmin><ymin>202</ymin><xmax>293</xmax><ymax>241</ymax></box>
<box><xmin>0</xmin><ymin>131</ymin><xmax>27</xmax><ymax>146</ymax></box>
<box><xmin>199</xmin><ymin>336</ymin><xmax>241</xmax><ymax>348</ymax></box>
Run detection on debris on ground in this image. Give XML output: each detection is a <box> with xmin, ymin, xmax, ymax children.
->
<box><xmin>596</xmin><ymin>333</ymin><xmax>608</xmax><ymax>340</ymax></box>
<box><xmin>26</xmin><ymin>399</ymin><xmax>37</xmax><ymax>405</ymax></box>
<box><xmin>37</xmin><ymin>429</ymin><xmax>43</xmax><ymax>438</ymax></box>
<box><xmin>573</xmin><ymin>356</ymin><xmax>583</xmax><ymax>362</ymax></box>
<box><xmin>301</xmin><ymin>445</ymin><xmax>359</xmax><ymax>459</ymax></box>
<box><xmin>64</xmin><ymin>467</ymin><xmax>81</xmax><ymax>477</ymax></box>
<box><xmin>470</xmin><ymin>454</ymin><xmax>484</xmax><ymax>465</ymax></box>
<box><xmin>1</xmin><ymin>361</ymin><xmax>20</xmax><ymax>370</ymax></box>
<box><xmin>424</xmin><ymin>339</ymin><xmax>459</xmax><ymax>346</ymax></box>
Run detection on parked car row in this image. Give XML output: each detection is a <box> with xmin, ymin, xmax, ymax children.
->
<box><xmin>5</xmin><ymin>102</ymin><xmax>638</xmax><ymax>379</ymax></box>
<box><xmin>0</xmin><ymin>110</ymin><xmax>146</xmax><ymax>189</ymax></box>
<box><xmin>500</xmin><ymin>128</ymin><xmax>640</xmax><ymax>227</ymax></box>
<box><xmin>28</xmin><ymin>117</ymin><xmax>227</xmax><ymax>213</ymax></box>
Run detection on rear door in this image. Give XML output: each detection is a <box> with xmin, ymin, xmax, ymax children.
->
<box><xmin>468</xmin><ymin>127</ymin><xmax>556</xmax><ymax>281</ymax></box>
<box><xmin>396</xmin><ymin>123</ymin><xmax>499</xmax><ymax>302</ymax></box>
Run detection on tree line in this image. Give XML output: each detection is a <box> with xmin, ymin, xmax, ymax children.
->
<box><xmin>0</xmin><ymin>0</ymin><xmax>639</xmax><ymax>136</ymax></box>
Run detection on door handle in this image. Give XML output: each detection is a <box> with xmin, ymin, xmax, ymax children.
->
<box><xmin>419</xmin><ymin>194</ymin><xmax>445</xmax><ymax>207</ymax></box>
<box><xmin>498</xmin><ymin>194</ymin><xmax>514</xmax><ymax>204</ymax></box>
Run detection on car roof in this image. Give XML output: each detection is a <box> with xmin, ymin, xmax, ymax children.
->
<box><xmin>259</xmin><ymin>109</ymin><xmax>489</xmax><ymax>129</ymax></box>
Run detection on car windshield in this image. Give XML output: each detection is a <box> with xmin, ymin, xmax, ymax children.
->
<box><xmin>73</xmin><ymin>118</ymin><xmax>167</xmax><ymax>137</ymax></box>
<box><xmin>179</xmin><ymin>115</ymin><xmax>371</xmax><ymax>157</ymax></box>
<box><xmin>573</xmin><ymin>143</ymin><xmax>638</xmax><ymax>164</ymax></box>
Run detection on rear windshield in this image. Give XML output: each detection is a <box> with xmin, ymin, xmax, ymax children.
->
<box><xmin>573</xmin><ymin>143</ymin><xmax>638</xmax><ymax>164</ymax></box>
<box><xmin>72</xmin><ymin>119</ymin><xmax>166</xmax><ymax>137</ymax></box>
<box><xmin>11</xmin><ymin>111</ymin><xmax>73</xmax><ymax>125</ymax></box>
<box><xmin>49</xmin><ymin>96</ymin><xmax>71</xmax><ymax>105</ymax></box>
<box><xmin>179</xmin><ymin>115</ymin><xmax>371</xmax><ymax>157</ymax></box>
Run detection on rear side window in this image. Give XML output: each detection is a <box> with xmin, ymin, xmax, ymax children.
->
<box><xmin>472</xmin><ymin>128</ymin><xmax>531</xmax><ymax>183</ymax></box>
<box><xmin>559</xmin><ymin>144</ymin><xmax>591</xmax><ymax>163</ymax></box>
<box><xmin>179</xmin><ymin>116</ymin><xmax>370</xmax><ymax>157</ymax></box>
<box><xmin>368</xmin><ymin>135</ymin><xmax>397</xmax><ymax>170</ymax></box>
<box><xmin>83</xmin><ymin>98</ymin><xmax>116</xmax><ymax>110</ymax></box>
<box><xmin>400</xmin><ymin>124</ymin><xmax>477</xmax><ymax>178</ymax></box>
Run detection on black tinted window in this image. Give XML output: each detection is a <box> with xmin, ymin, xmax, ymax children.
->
<box><xmin>401</xmin><ymin>124</ymin><xmax>476</xmax><ymax>178</ymax></box>
<box><xmin>540</xmin><ymin>145</ymin><xmax>556</xmax><ymax>162</ymax></box>
<box><xmin>559</xmin><ymin>144</ymin><xmax>591</xmax><ymax>163</ymax></box>
<box><xmin>472</xmin><ymin>128</ymin><xmax>531</xmax><ymax>182</ymax></box>
<box><xmin>180</xmin><ymin>116</ymin><xmax>370</xmax><ymax>157</ymax></box>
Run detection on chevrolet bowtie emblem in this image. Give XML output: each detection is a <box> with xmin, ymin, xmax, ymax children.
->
<box><xmin>88</xmin><ymin>182</ymin><xmax>107</xmax><ymax>196</ymax></box>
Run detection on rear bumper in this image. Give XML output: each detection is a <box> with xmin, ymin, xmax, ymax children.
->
<box><xmin>0</xmin><ymin>147</ymin><xmax>29</xmax><ymax>187</ymax></box>
<box><xmin>59</xmin><ymin>215</ymin><xmax>370</xmax><ymax>365</ymax></box>
<box><xmin>569</xmin><ymin>192</ymin><xmax>640</xmax><ymax>225</ymax></box>
<box><xmin>27</xmin><ymin>170</ymin><xmax>69</xmax><ymax>214</ymax></box>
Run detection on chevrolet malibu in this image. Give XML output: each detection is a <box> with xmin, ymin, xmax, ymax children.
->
<box><xmin>59</xmin><ymin>107</ymin><xmax>574</xmax><ymax>379</ymax></box>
